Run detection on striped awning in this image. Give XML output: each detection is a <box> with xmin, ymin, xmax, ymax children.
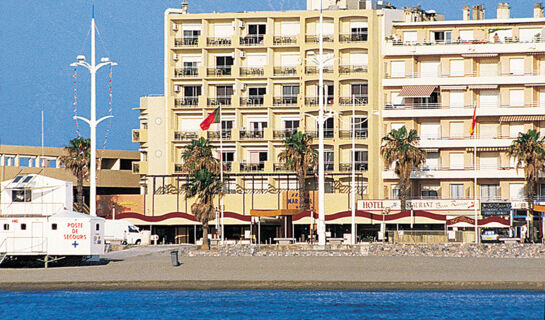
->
<box><xmin>398</xmin><ymin>85</ymin><xmax>437</xmax><ymax>97</ymax></box>
<box><xmin>469</xmin><ymin>84</ymin><xmax>498</xmax><ymax>89</ymax></box>
<box><xmin>461</xmin><ymin>53</ymin><xmax>499</xmax><ymax>58</ymax></box>
<box><xmin>466</xmin><ymin>147</ymin><xmax>507</xmax><ymax>152</ymax></box>
<box><xmin>441</xmin><ymin>85</ymin><xmax>467</xmax><ymax>90</ymax></box>
<box><xmin>500</xmin><ymin>115</ymin><xmax>545</xmax><ymax>122</ymax></box>
<box><xmin>525</xmin><ymin>83</ymin><xmax>545</xmax><ymax>87</ymax></box>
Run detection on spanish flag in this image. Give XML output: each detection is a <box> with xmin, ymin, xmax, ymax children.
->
<box><xmin>470</xmin><ymin>103</ymin><xmax>477</xmax><ymax>136</ymax></box>
<box><xmin>200</xmin><ymin>107</ymin><xmax>220</xmax><ymax>130</ymax></box>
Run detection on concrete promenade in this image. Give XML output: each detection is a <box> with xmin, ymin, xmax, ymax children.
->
<box><xmin>0</xmin><ymin>246</ymin><xmax>544</xmax><ymax>291</ymax></box>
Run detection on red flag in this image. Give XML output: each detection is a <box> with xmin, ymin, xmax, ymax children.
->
<box><xmin>470</xmin><ymin>103</ymin><xmax>477</xmax><ymax>136</ymax></box>
<box><xmin>200</xmin><ymin>107</ymin><xmax>220</xmax><ymax>130</ymax></box>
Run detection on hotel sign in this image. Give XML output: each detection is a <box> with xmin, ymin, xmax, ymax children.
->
<box><xmin>481</xmin><ymin>202</ymin><xmax>511</xmax><ymax>216</ymax></box>
<box><xmin>357</xmin><ymin>199</ymin><xmax>478</xmax><ymax>212</ymax></box>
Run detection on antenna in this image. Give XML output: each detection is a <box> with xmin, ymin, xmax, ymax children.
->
<box><xmin>92</xmin><ymin>4</ymin><xmax>95</xmax><ymax>19</ymax></box>
<box><xmin>41</xmin><ymin>107</ymin><xmax>44</xmax><ymax>167</ymax></box>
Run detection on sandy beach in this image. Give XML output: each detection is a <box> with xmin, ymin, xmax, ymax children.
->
<box><xmin>1</xmin><ymin>247</ymin><xmax>545</xmax><ymax>291</ymax></box>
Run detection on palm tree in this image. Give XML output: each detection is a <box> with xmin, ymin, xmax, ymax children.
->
<box><xmin>59</xmin><ymin>137</ymin><xmax>90</xmax><ymax>213</ymax></box>
<box><xmin>507</xmin><ymin>129</ymin><xmax>545</xmax><ymax>242</ymax></box>
<box><xmin>381</xmin><ymin>126</ymin><xmax>426</xmax><ymax>212</ymax></box>
<box><xmin>181</xmin><ymin>137</ymin><xmax>223</xmax><ymax>250</ymax></box>
<box><xmin>277</xmin><ymin>132</ymin><xmax>317</xmax><ymax>211</ymax></box>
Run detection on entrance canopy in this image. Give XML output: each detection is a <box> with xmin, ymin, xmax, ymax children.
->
<box><xmin>250</xmin><ymin>209</ymin><xmax>300</xmax><ymax>217</ymax></box>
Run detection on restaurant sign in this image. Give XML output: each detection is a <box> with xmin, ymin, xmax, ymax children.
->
<box><xmin>480</xmin><ymin>202</ymin><xmax>511</xmax><ymax>216</ymax></box>
<box><xmin>357</xmin><ymin>199</ymin><xmax>478</xmax><ymax>212</ymax></box>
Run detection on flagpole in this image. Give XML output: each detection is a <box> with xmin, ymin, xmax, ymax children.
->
<box><xmin>473</xmin><ymin>109</ymin><xmax>478</xmax><ymax>243</ymax></box>
<box><xmin>219</xmin><ymin>104</ymin><xmax>224</xmax><ymax>245</ymax></box>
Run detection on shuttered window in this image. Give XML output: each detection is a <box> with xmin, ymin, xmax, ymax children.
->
<box><xmin>449</xmin><ymin>90</ymin><xmax>465</xmax><ymax>108</ymax></box>
<box><xmin>391</xmin><ymin>92</ymin><xmax>404</xmax><ymax>105</ymax></box>
<box><xmin>510</xmin><ymin>123</ymin><xmax>524</xmax><ymax>138</ymax></box>
<box><xmin>421</xmin><ymin>60</ymin><xmax>440</xmax><ymax>78</ymax></box>
<box><xmin>479</xmin><ymin>90</ymin><xmax>499</xmax><ymax>108</ymax></box>
<box><xmin>540</xmin><ymin>89</ymin><xmax>545</xmax><ymax>107</ymax></box>
<box><xmin>450</xmin><ymin>153</ymin><xmax>464</xmax><ymax>170</ymax></box>
<box><xmin>392</xmin><ymin>123</ymin><xmax>405</xmax><ymax>130</ymax></box>
<box><xmin>179</xmin><ymin>117</ymin><xmax>201</xmax><ymax>131</ymax></box>
<box><xmin>480</xmin><ymin>123</ymin><xmax>498</xmax><ymax>138</ymax></box>
<box><xmin>479</xmin><ymin>61</ymin><xmax>498</xmax><ymax>76</ymax></box>
<box><xmin>509</xmin><ymin>89</ymin><xmax>524</xmax><ymax>107</ymax></box>
<box><xmin>459</xmin><ymin>30</ymin><xmax>474</xmax><ymax>41</ymax></box>
<box><xmin>480</xmin><ymin>152</ymin><xmax>498</xmax><ymax>170</ymax></box>
<box><xmin>280</xmin><ymin>21</ymin><xmax>300</xmax><ymax>36</ymax></box>
<box><xmin>403</xmin><ymin>31</ymin><xmax>417</xmax><ymax>43</ymax></box>
<box><xmin>281</xmin><ymin>54</ymin><xmax>299</xmax><ymax>66</ymax></box>
<box><xmin>421</xmin><ymin>122</ymin><xmax>441</xmax><ymax>139</ymax></box>
<box><xmin>449</xmin><ymin>121</ymin><xmax>464</xmax><ymax>138</ymax></box>
<box><xmin>449</xmin><ymin>59</ymin><xmax>464</xmax><ymax>77</ymax></box>
<box><xmin>246</xmin><ymin>54</ymin><xmax>267</xmax><ymax>66</ymax></box>
<box><xmin>323</xmin><ymin>21</ymin><xmax>334</xmax><ymax>34</ymax></box>
<box><xmin>214</xmin><ymin>23</ymin><xmax>233</xmax><ymax>37</ymax></box>
<box><xmin>509</xmin><ymin>58</ymin><xmax>525</xmax><ymax>75</ymax></box>
<box><xmin>510</xmin><ymin>184</ymin><xmax>524</xmax><ymax>200</ymax></box>
<box><xmin>425</xmin><ymin>152</ymin><xmax>440</xmax><ymax>170</ymax></box>
<box><xmin>350</xmin><ymin>51</ymin><xmax>368</xmax><ymax>65</ymax></box>
<box><xmin>519</xmin><ymin>28</ymin><xmax>541</xmax><ymax>42</ymax></box>
<box><xmin>540</xmin><ymin>60</ymin><xmax>545</xmax><ymax>75</ymax></box>
<box><xmin>391</xmin><ymin>61</ymin><xmax>405</xmax><ymax>78</ymax></box>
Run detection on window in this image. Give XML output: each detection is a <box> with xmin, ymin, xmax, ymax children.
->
<box><xmin>479</xmin><ymin>60</ymin><xmax>498</xmax><ymax>77</ymax></box>
<box><xmin>222</xmin><ymin>151</ymin><xmax>235</xmax><ymax>162</ymax></box>
<box><xmin>351</xmin><ymin>117</ymin><xmax>368</xmax><ymax>131</ymax></box>
<box><xmin>216</xmin><ymin>56</ymin><xmax>233</xmax><ymax>75</ymax></box>
<box><xmin>420</xmin><ymin>60</ymin><xmax>440</xmax><ymax>78</ymax></box>
<box><xmin>449</xmin><ymin>60</ymin><xmax>464</xmax><ymax>77</ymax></box>
<box><xmin>540</xmin><ymin>89</ymin><xmax>545</xmax><ymax>107</ymax></box>
<box><xmin>184</xmin><ymin>86</ymin><xmax>201</xmax><ymax>98</ymax></box>
<box><xmin>392</xmin><ymin>186</ymin><xmax>400</xmax><ymax>199</ymax></box>
<box><xmin>489</xmin><ymin>29</ymin><xmax>512</xmax><ymax>43</ymax></box>
<box><xmin>431</xmin><ymin>30</ymin><xmax>452</xmax><ymax>43</ymax></box>
<box><xmin>509</xmin><ymin>89</ymin><xmax>524</xmax><ymax>107</ymax></box>
<box><xmin>391</xmin><ymin>92</ymin><xmax>404</xmax><ymax>106</ymax></box>
<box><xmin>249</xmin><ymin>151</ymin><xmax>268</xmax><ymax>164</ymax></box>
<box><xmin>3</xmin><ymin>224</ymin><xmax>9</xmax><ymax>231</ymax></box>
<box><xmin>128</xmin><ymin>226</ymin><xmax>139</xmax><ymax>233</ymax></box>
<box><xmin>510</xmin><ymin>183</ymin><xmax>524</xmax><ymax>201</ymax></box>
<box><xmin>481</xmin><ymin>184</ymin><xmax>500</xmax><ymax>201</ymax></box>
<box><xmin>324</xmin><ymin>150</ymin><xmax>334</xmax><ymax>170</ymax></box>
<box><xmin>449</xmin><ymin>90</ymin><xmax>465</xmax><ymax>108</ymax></box>
<box><xmin>519</xmin><ymin>28</ymin><xmax>541</xmax><ymax>42</ymax></box>
<box><xmin>280</xmin><ymin>21</ymin><xmax>300</xmax><ymax>37</ymax></box>
<box><xmin>480</xmin><ymin>152</ymin><xmax>498</xmax><ymax>170</ymax></box>
<box><xmin>509</xmin><ymin>58</ymin><xmax>525</xmax><ymax>75</ymax></box>
<box><xmin>324</xmin><ymin>118</ymin><xmax>334</xmax><ymax>138</ymax></box>
<box><xmin>214</xmin><ymin>23</ymin><xmax>233</xmax><ymax>38</ymax></box>
<box><xmin>247</xmin><ymin>24</ymin><xmax>266</xmax><ymax>43</ymax></box>
<box><xmin>183</xmin><ymin>29</ymin><xmax>200</xmax><ymax>45</ymax></box>
<box><xmin>250</xmin><ymin>121</ymin><xmax>267</xmax><ymax>133</ymax></box>
<box><xmin>284</xmin><ymin>120</ymin><xmax>299</xmax><ymax>130</ymax></box>
<box><xmin>52</xmin><ymin>223</ymin><xmax>57</xmax><ymax>230</ymax></box>
<box><xmin>221</xmin><ymin>120</ymin><xmax>233</xmax><ymax>132</ymax></box>
<box><xmin>450</xmin><ymin>153</ymin><xmax>464</xmax><ymax>170</ymax></box>
<box><xmin>450</xmin><ymin>184</ymin><xmax>464</xmax><ymax>199</ymax></box>
<box><xmin>217</xmin><ymin>85</ymin><xmax>233</xmax><ymax>98</ymax></box>
<box><xmin>12</xmin><ymin>189</ymin><xmax>31</xmax><ymax>202</ymax></box>
<box><xmin>425</xmin><ymin>152</ymin><xmax>439</xmax><ymax>170</ymax></box>
<box><xmin>449</xmin><ymin>122</ymin><xmax>464</xmax><ymax>138</ymax></box>
<box><xmin>540</xmin><ymin>184</ymin><xmax>545</xmax><ymax>200</ymax></box>
<box><xmin>248</xmin><ymin>87</ymin><xmax>266</xmax><ymax>104</ymax></box>
<box><xmin>392</xmin><ymin>123</ymin><xmax>404</xmax><ymax>131</ymax></box>
<box><xmin>510</xmin><ymin>123</ymin><xmax>524</xmax><ymax>138</ymax></box>
<box><xmin>351</xmin><ymin>27</ymin><xmax>368</xmax><ymax>41</ymax></box>
<box><xmin>459</xmin><ymin>30</ymin><xmax>474</xmax><ymax>41</ymax></box>
<box><xmin>421</xmin><ymin>186</ymin><xmax>439</xmax><ymax>199</ymax></box>
<box><xmin>480</xmin><ymin>123</ymin><xmax>498</xmax><ymax>139</ymax></box>
<box><xmin>391</xmin><ymin>61</ymin><xmax>405</xmax><ymax>78</ymax></box>
<box><xmin>282</xmin><ymin>85</ymin><xmax>299</xmax><ymax>101</ymax></box>
<box><xmin>421</xmin><ymin>122</ymin><xmax>440</xmax><ymax>139</ymax></box>
<box><xmin>351</xmin><ymin>83</ymin><xmax>368</xmax><ymax>98</ymax></box>
<box><xmin>403</xmin><ymin>31</ymin><xmax>417</xmax><ymax>43</ymax></box>
<box><xmin>21</xmin><ymin>223</ymin><xmax>26</xmax><ymax>230</ymax></box>
<box><xmin>479</xmin><ymin>90</ymin><xmax>499</xmax><ymax>108</ymax></box>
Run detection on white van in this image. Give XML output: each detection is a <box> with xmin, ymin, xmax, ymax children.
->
<box><xmin>104</xmin><ymin>220</ymin><xmax>142</xmax><ymax>245</ymax></box>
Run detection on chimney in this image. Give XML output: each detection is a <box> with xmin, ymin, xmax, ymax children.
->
<box><xmin>472</xmin><ymin>4</ymin><xmax>485</xmax><ymax>20</ymax></box>
<box><xmin>181</xmin><ymin>0</ymin><xmax>189</xmax><ymax>14</ymax></box>
<box><xmin>496</xmin><ymin>2</ymin><xmax>510</xmax><ymax>19</ymax></box>
<box><xmin>463</xmin><ymin>5</ymin><xmax>471</xmax><ymax>20</ymax></box>
<box><xmin>535</xmin><ymin>3</ymin><xmax>544</xmax><ymax>18</ymax></box>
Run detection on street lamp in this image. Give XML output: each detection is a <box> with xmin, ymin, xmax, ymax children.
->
<box><xmin>70</xmin><ymin>10</ymin><xmax>117</xmax><ymax>216</ymax></box>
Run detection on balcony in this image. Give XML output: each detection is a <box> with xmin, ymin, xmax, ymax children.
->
<box><xmin>305</xmin><ymin>66</ymin><xmax>333</xmax><ymax>74</ymax></box>
<box><xmin>274</xmin><ymin>66</ymin><xmax>297</xmax><ymax>76</ymax></box>
<box><xmin>274</xmin><ymin>129</ymin><xmax>298</xmax><ymax>140</ymax></box>
<box><xmin>174</xmin><ymin>37</ymin><xmax>199</xmax><ymax>47</ymax></box>
<box><xmin>339</xmin><ymin>65</ymin><xmax>368</xmax><ymax>74</ymax></box>
<box><xmin>305</xmin><ymin>96</ymin><xmax>334</xmax><ymax>106</ymax></box>
<box><xmin>207</xmin><ymin>67</ymin><xmax>232</xmax><ymax>77</ymax></box>
<box><xmin>174</xmin><ymin>97</ymin><xmax>199</xmax><ymax>107</ymax></box>
<box><xmin>339</xmin><ymin>95</ymin><xmax>368</xmax><ymax>106</ymax></box>
<box><xmin>390</xmin><ymin>37</ymin><xmax>545</xmax><ymax>47</ymax></box>
<box><xmin>132</xmin><ymin>162</ymin><xmax>140</xmax><ymax>174</ymax></box>
<box><xmin>240</xmin><ymin>35</ymin><xmax>264</xmax><ymax>46</ymax></box>
<box><xmin>174</xmin><ymin>164</ymin><xmax>184</xmax><ymax>173</ymax></box>
<box><xmin>240</xmin><ymin>130</ymin><xmax>264</xmax><ymax>140</ymax></box>
<box><xmin>305</xmin><ymin>34</ymin><xmax>334</xmax><ymax>43</ymax></box>
<box><xmin>306</xmin><ymin>129</ymin><xmax>334</xmax><ymax>139</ymax></box>
<box><xmin>240</xmin><ymin>67</ymin><xmax>264</xmax><ymax>77</ymax></box>
<box><xmin>273</xmin><ymin>162</ymin><xmax>289</xmax><ymax>171</ymax></box>
<box><xmin>132</xmin><ymin>129</ymin><xmax>148</xmax><ymax>143</ymax></box>
<box><xmin>174</xmin><ymin>68</ymin><xmax>198</xmax><ymax>77</ymax></box>
<box><xmin>273</xmin><ymin>96</ymin><xmax>298</xmax><ymax>106</ymax></box>
<box><xmin>339</xmin><ymin>33</ymin><xmax>367</xmax><ymax>42</ymax></box>
<box><xmin>385</xmin><ymin>103</ymin><xmax>442</xmax><ymax>110</ymax></box>
<box><xmin>207</xmin><ymin>37</ymin><xmax>232</xmax><ymax>46</ymax></box>
<box><xmin>240</xmin><ymin>162</ymin><xmax>265</xmax><ymax>172</ymax></box>
<box><xmin>207</xmin><ymin>97</ymin><xmax>232</xmax><ymax>106</ymax></box>
<box><xmin>222</xmin><ymin>161</ymin><xmax>233</xmax><ymax>172</ymax></box>
<box><xmin>273</xmin><ymin>35</ymin><xmax>297</xmax><ymax>45</ymax></box>
<box><xmin>240</xmin><ymin>96</ymin><xmax>264</xmax><ymax>106</ymax></box>
<box><xmin>339</xmin><ymin>129</ymin><xmax>368</xmax><ymax>139</ymax></box>
<box><xmin>174</xmin><ymin>131</ymin><xmax>198</xmax><ymax>141</ymax></box>
<box><xmin>208</xmin><ymin>130</ymin><xmax>232</xmax><ymax>140</ymax></box>
<box><xmin>339</xmin><ymin>162</ymin><xmax>368</xmax><ymax>172</ymax></box>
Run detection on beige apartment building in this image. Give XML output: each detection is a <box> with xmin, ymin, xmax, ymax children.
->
<box><xmin>382</xmin><ymin>2</ymin><xmax>545</xmax><ymax>237</ymax></box>
<box><xmin>131</xmin><ymin>1</ymin><xmax>405</xmax><ymax>243</ymax></box>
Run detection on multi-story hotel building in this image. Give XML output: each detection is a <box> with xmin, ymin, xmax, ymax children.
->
<box><xmin>382</xmin><ymin>3</ymin><xmax>545</xmax><ymax>235</ymax></box>
<box><xmin>132</xmin><ymin>1</ymin><xmax>405</xmax><ymax>243</ymax></box>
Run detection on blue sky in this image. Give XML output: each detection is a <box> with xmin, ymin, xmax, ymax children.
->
<box><xmin>0</xmin><ymin>0</ymin><xmax>538</xmax><ymax>150</ymax></box>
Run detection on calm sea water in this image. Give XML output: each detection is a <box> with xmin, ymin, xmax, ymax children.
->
<box><xmin>0</xmin><ymin>290</ymin><xmax>543</xmax><ymax>319</ymax></box>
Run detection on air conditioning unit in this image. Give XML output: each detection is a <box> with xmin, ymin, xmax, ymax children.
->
<box><xmin>174</xmin><ymin>85</ymin><xmax>181</xmax><ymax>92</ymax></box>
<box><xmin>239</xmin><ymin>21</ymin><xmax>245</xmax><ymax>29</ymax></box>
<box><xmin>240</xmin><ymin>51</ymin><xmax>246</xmax><ymax>58</ymax></box>
<box><xmin>240</xmin><ymin>83</ymin><xmax>246</xmax><ymax>91</ymax></box>
<box><xmin>173</xmin><ymin>53</ymin><xmax>179</xmax><ymax>61</ymax></box>
<box><xmin>172</xmin><ymin>23</ymin><xmax>178</xmax><ymax>31</ymax></box>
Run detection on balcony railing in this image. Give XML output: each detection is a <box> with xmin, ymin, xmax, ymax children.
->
<box><xmin>390</xmin><ymin>37</ymin><xmax>545</xmax><ymax>46</ymax></box>
<box><xmin>240</xmin><ymin>130</ymin><xmax>265</xmax><ymax>139</ymax></box>
<box><xmin>339</xmin><ymin>129</ymin><xmax>368</xmax><ymax>139</ymax></box>
<box><xmin>174</xmin><ymin>68</ymin><xmax>198</xmax><ymax>77</ymax></box>
<box><xmin>305</xmin><ymin>66</ymin><xmax>333</xmax><ymax>74</ymax></box>
<box><xmin>207</xmin><ymin>130</ymin><xmax>232</xmax><ymax>140</ymax></box>
<box><xmin>273</xmin><ymin>96</ymin><xmax>298</xmax><ymax>105</ymax></box>
<box><xmin>207</xmin><ymin>67</ymin><xmax>232</xmax><ymax>77</ymax></box>
<box><xmin>273</xmin><ymin>129</ymin><xmax>298</xmax><ymax>139</ymax></box>
<box><xmin>273</xmin><ymin>35</ymin><xmax>297</xmax><ymax>45</ymax></box>
<box><xmin>132</xmin><ymin>130</ymin><xmax>140</xmax><ymax>142</ymax></box>
<box><xmin>306</xmin><ymin>129</ymin><xmax>334</xmax><ymax>138</ymax></box>
<box><xmin>175</xmin><ymin>164</ymin><xmax>183</xmax><ymax>173</ymax></box>
<box><xmin>339</xmin><ymin>96</ymin><xmax>368</xmax><ymax>105</ymax></box>
<box><xmin>240</xmin><ymin>35</ymin><xmax>264</xmax><ymax>46</ymax></box>
<box><xmin>385</xmin><ymin>103</ymin><xmax>442</xmax><ymax>110</ymax></box>
<box><xmin>273</xmin><ymin>66</ymin><xmax>297</xmax><ymax>76</ymax></box>
<box><xmin>175</xmin><ymin>97</ymin><xmax>199</xmax><ymax>107</ymax></box>
<box><xmin>305</xmin><ymin>97</ymin><xmax>334</xmax><ymax>106</ymax></box>
<box><xmin>339</xmin><ymin>33</ymin><xmax>368</xmax><ymax>42</ymax></box>
<box><xmin>339</xmin><ymin>162</ymin><xmax>368</xmax><ymax>172</ymax></box>
<box><xmin>132</xmin><ymin>162</ymin><xmax>140</xmax><ymax>174</ymax></box>
<box><xmin>240</xmin><ymin>162</ymin><xmax>265</xmax><ymax>171</ymax></box>
<box><xmin>175</xmin><ymin>37</ymin><xmax>199</xmax><ymax>46</ymax></box>
<box><xmin>174</xmin><ymin>131</ymin><xmax>198</xmax><ymax>141</ymax></box>
<box><xmin>207</xmin><ymin>37</ymin><xmax>232</xmax><ymax>46</ymax></box>
<box><xmin>273</xmin><ymin>163</ymin><xmax>289</xmax><ymax>171</ymax></box>
<box><xmin>240</xmin><ymin>96</ymin><xmax>264</xmax><ymax>106</ymax></box>
<box><xmin>339</xmin><ymin>65</ymin><xmax>368</xmax><ymax>74</ymax></box>
<box><xmin>240</xmin><ymin>67</ymin><xmax>264</xmax><ymax>76</ymax></box>
<box><xmin>207</xmin><ymin>97</ymin><xmax>232</xmax><ymax>106</ymax></box>
<box><xmin>222</xmin><ymin>161</ymin><xmax>233</xmax><ymax>172</ymax></box>
<box><xmin>305</xmin><ymin>34</ymin><xmax>334</xmax><ymax>43</ymax></box>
